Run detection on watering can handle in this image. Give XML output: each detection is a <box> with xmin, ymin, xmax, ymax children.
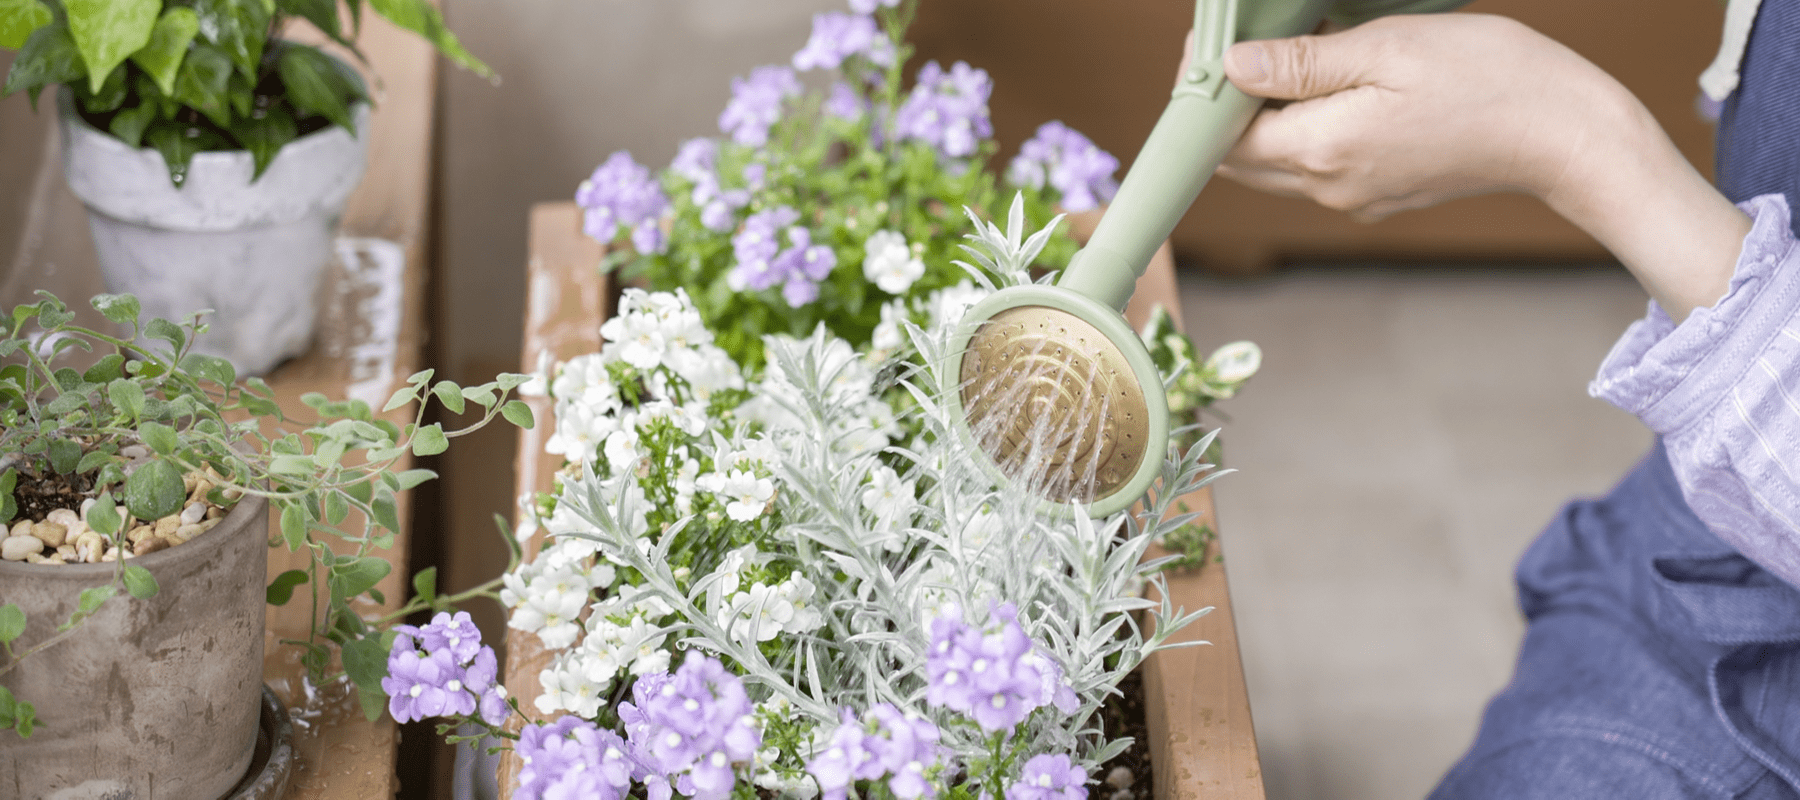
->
<box><xmin>1057</xmin><ymin>0</ymin><xmax>1328</xmax><ymax>310</ymax></box>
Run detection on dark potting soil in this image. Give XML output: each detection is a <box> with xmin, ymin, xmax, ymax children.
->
<box><xmin>9</xmin><ymin>468</ymin><xmax>93</xmax><ymax>524</ymax></box>
<box><xmin>1091</xmin><ymin>668</ymin><xmax>1153</xmax><ymax>800</ymax></box>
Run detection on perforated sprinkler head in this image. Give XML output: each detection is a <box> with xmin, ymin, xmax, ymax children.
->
<box><xmin>944</xmin><ymin>284</ymin><xmax>1170</xmax><ymax>519</ymax></box>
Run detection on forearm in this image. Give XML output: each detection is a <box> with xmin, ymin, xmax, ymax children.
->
<box><xmin>1538</xmin><ymin>90</ymin><xmax>1751</xmax><ymax>322</ymax></box>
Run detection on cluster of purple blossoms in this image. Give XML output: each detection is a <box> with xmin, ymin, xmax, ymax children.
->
<box><xmin>1005</xmin><ymin>754</ymin><xmax>1088</xmax><ymax>800</ymax></box>
<box><xmin>577</xmin><ymin>151</ymin><xmax>672</xmax><ymax>254</ymax></box>
<box><xmin>924</xmin><ymin>604</ymin><xmax>1078</xmax><ymax>732</ymax></box>
<box><xmin>825</xmin><ymin>82</ymin><xmax>866</xmax><ymax>123</ymax></box>
<box><xmin>383</xmin><ymin>611</ymin><xmax>510</xmax><ymax>727</ymax></box>
<box><xmin>893</xmin><ymin>61</ymin><xmax>993</xmax><ymax>159</ymax></box>
<box><xmin>792</xmin><ymin>12</ymin><xmax>895</xmax><ymax>72</ymax></box>
<box><xmin>719</xmin><ymin>66</ymin><xmax>802</xmax><ymax>147</ymax></box>
<box><xmin>1006</xmin><ymin>121</ymin><xmax>1121</xmax><ymax>213</ymax></box>
<box><xmin>669</xmin><ymin>138</ymin><xmax>754</xmax><ymax>233</ymax></box>
<box><xmin>619</xmin><ymin>651</ymin><xmax>764</xmax><ymax>800</ymax></box>
<box><xmin>516</xmin><ymin>716</ymin><xmax>635</xmax><ymax>800</ymax></box>
<box><xmin>728</xmin><ymin>206</ymin><xmax>839</xmax><ymax>307</ymax></box>
<box><xmin>808</xmin><ymin>704</ymin><xmax>945</xmax><ymax>800</ymax></box>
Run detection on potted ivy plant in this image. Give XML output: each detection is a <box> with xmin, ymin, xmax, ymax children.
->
<box><xmin>0</xmin><ymin>0</ymin><xmax>492</xmax><ymax>376</ymax></box>
<box><xmin>0</xmin><ymin>291</ymin><xmax>532</xmax><ymax>799</ymax></box>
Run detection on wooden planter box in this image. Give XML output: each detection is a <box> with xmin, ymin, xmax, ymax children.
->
<box><xmin>498</xmin><ymin>203</ymin><xmax>1266</xmax><ymax>799</ymax></box>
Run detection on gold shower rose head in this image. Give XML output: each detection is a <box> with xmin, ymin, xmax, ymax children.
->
<box><xmin>944</xmin><ymin>284</ymin><xmax>1170</xmax><ymax>518</ymax></box>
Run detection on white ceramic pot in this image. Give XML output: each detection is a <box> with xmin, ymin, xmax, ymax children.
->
<box><xmin>58</xmin><ymin>91</ymin><xmax>369</xmax><ymax>376</ymax></box>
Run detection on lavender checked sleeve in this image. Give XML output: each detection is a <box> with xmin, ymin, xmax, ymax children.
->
<box><xmin>1589</xmin><ymin>193</ymin><xmax>1800</xmax><ymax>589</ymax></box>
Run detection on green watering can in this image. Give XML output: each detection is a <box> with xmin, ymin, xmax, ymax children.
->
<box><xmin>945</xmin><ymin>0</ymin><xmax>1462</xmax><ymax>517</ymax></box>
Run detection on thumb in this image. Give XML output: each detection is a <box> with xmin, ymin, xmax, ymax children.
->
<box><xmin>1224</xmin><ymin>35</ymin><xmax>1370</xmax><ymax>100</ymax></box>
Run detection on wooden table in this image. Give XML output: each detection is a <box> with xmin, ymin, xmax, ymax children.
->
<box><xmin>499</xmin><ymin>203</ymin><xmax>1266</xmax><ymax>799</ymax></box>
<box><xmin>1</xmin><ymin>12</ymin><xmax>441</xmax><ymax>799</ymax></box>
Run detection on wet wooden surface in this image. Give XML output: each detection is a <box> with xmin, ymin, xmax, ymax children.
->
<box><xmin>497</xmin><ymin>202</ymin><xmax>1263</xmax><ymax>799</ymax></box>
<box><xmin>1</xmin><ymin>10</ymin><xmax>441</xmax><ymax>799</ymax></box>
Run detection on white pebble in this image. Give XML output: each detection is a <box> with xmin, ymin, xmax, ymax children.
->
<box><xmin>2</xmin><ymin>535</ymin><xmax>45</xmax><ymax>561</ymax></box>
<box><xmin>180</xmin><ymin>502</ymin><xmax>205</xmax><ymax>525</ymax></box>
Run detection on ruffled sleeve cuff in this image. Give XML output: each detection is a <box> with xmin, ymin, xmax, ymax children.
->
<box><xmin>1589</xmin><ymin>193</ymin><xmax>1800</xmax><ymax>435</ymax></box>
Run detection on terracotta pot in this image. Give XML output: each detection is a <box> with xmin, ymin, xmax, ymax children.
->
<box><xmin>0</xmin><ymin>495</ymin><xmax>271</xmax><ymax>800</ymax></box>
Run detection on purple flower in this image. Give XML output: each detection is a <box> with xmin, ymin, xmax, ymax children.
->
<box><xmin>416</xmin><ymin>611</ymin><xmax>483</xmax><ymax>665</ymax></box>
<box><xmin>825</xmin><ymin>82</ymin><xmax>866</xmax><ymax>122</ymax></box>
<box><xmin>383</xmin><ymin>646</ymin><xmax>462</xmax><ymax>723</ymax></box>
<box><xmin>577</xmin><ymin>151</ymin><xmax>672</xmax><ymax>253</ymax></box>
<box><xmin>619</xmin><ymin>652</ymin><xmax>762</xmax><ymax>800</ymax></box>
<box><xmin>924</xmin><ymin>604</ymin><xmax>1071</xmax><ymax>732</ymax></box>
<box><xmin>793</xmin><ymin>13</ymin><xmax>894</xmax><ymax>71</ymax></box>
<box><xmin>719</xmin><ymin>66</ymin><xmax>801</xmax><ymax>147</ymax></box>
<box><xmin>808</xmin><ymin>705</ymin><xmax>944</xmax><ymax>800</ymax></box>
<box><xmin>1005</xmin><ymin>754</ymin><xmax>1086</xmax><ymax>800</ymax></box>
<box><xmin>729</xmin><ymin>206</ymin><xmax>801</xmax><ymax>291</ymax></box>
<box><xmin>1007</xmin><ymin>121</ymin><xmax>1120</xmax><ymax>213</ymax></box>
<box><xmin>670</xmin><ymin>138</ymin><xmax>718</xmax><ymax>183</ymax></box>
<box><xmin>894</xmin><ymin>61</ymin><xmax>993</xmax><ymax>159</ymax></box>
<box><xmin>516</xmin><ymin>717</ymin><xmax>636</xmax><ymax>800</ymax></box>
<box><xmin>849</xmin><ymin>0</ymin><xmax>900</xmax><ymax>12</ymax></box>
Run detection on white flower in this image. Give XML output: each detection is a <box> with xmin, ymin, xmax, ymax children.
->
<box><xmin>722</xmin><ymin>583</ymin><xmax>793</xmax><ymax>643</ymax></box>
<box><xmin>544</xmin><ymin>401</ymin><xmax>618</xmax><ymax>466</ymax></box>
<box><xmin>862</xmin><ymin>230</ymin><xmax>926</xmax><ymax>294</ymax></box>
<box><xmin>776</xmin><ymin>576</ymin><xmax>823</xmax><ymax>634</ymax></box>
<box><xmin>871</xmin><ymin>299</ymin><xmax>908</xmax><ymax>352</ymax></box>
<box><xmin>927</xmin><ymin>280</ymin><xmax>990</xmax><ymax>333</ymax></box>
<box><xmin>674</xmin><ymin>455</ymin><xmax>701</xmax><ymax>515</ymax></box>
<box><xmin>509</xmin><ymin>586</ymin><xmax>587</xmax><ymax>650</ymax></box>
<box><xmin>603</xmin><ymin>427</ymin><xmax>643</xmax><ymax>474</ymax></box>
<box><xmin>601</xmin><ymin>311</ymin><xmax>667</xmax><ymax>370</ymax></box>
<box><xmin>861</xmin><ymin>464</ymin><xmax>916</xmax><ymax>532</ymax></box>
<box><xmin>536</xmin><ymin>654</ymin><xmax>608</xmax><ymax>717</ymax></box>
<box><xmin>711</xmin><ymin>469</ymin><xmax>775</xmax><ymax>522</ymax></box>
<box><xmin>550</xmin><ymin>353</ymin><xmax>620</xmax><ymax>413</ymax></box>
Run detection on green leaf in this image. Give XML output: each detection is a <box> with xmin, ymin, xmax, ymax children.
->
<box><xmin>409</xmin><ymin>422</ymin><xmax>447</xmax><ymax>457</ymax></box>
<box><xmin>500</xmin><ymin>400</ymin><xmax>535</xmax><ymax>430</ymax></box>
<box><xmin>278</xmin><ymin>0</ymin><xmax>357</xmax><ymax>52</ymax></box>
<box><xmin>107</xmin><ymin>99</ymin><xmax>157</xmax><ymax>147</ymax></box>
<box><xmin>138</xmin><ymin>420</ymin><xmax>178</xmax><ymax>455</ymax></box>
<box><xmin>83</xmin><ymin>353</ymin><xmax>125</xmax><ymax>384</ymax></box>
<box><xmin>121</xmin><ymin>564</ymin><xmax>159</xmax><ymax>599</ymax></box>
<box><xmin>234</xmin><ymin>102</ymin><xmax>297</xmax><ymax>179</ymax></box>
<box><xmin>76</xmin><ymin>60</ymin><xmax>126</xmax><ymax>112</ymax></box>
<box><xmin>177</xmin><ymin>353</ymin><xmax>235</xmax><ymax>387</ymax></box>
<box><xmin>170</xmin><ymin>43</ymin><xmax>233</xmax><ymax>128</ymax></box>
<box><xmin>63</xmin><ymin>0</ymin><xmax>158</xmax><ymax>95</ymax></box>
<box><xmin>107</xmin><ymin>378</ymin><xmax>146</xmax><ymax>420</ymax></box>
<box><xmin>345</xmin><ymin>478</ymin><xmax>374</xmax><ymax>505</ymax></box>
<box><xmin>123</xmin><ymin>459</ymin><xmax>184</xmax><ymax>521</ymax></box>
<box><xmin>128</xmin><ymin>7</ymin><xmax>199</xmax><ymax>96</ymax></box>
<box><xmin>279</xmin><ymin>501</ymin><xmax>306</xmax><ymax>549</ymax></box>
<box><xmin>495</xmin><ymin>372</ymin><xmax>528</xmax><ymax>391</ymax></box>
<box><xmin>74</xmin><ymin>449</ymin><xmax>113</xmax><ymax>475</ymax></box>
<box><xmin>190</xmin><ymin>0</ymin><xmax>270</xmax><ymax>80</ymax></box>
<box><xmin>380</xmin><ymin>387</ymin><xmax>416</xmax><ymax>413</ymax></box>
<box><xmin>265</xmin><ymin>569</ymin><xmax>309</xmax><ymax>605</ymax></box>
<box><xmin>0</xmin><ymin>0</ymin><xmax>52</xmax><ymax>50</ymax></box>
<box><xmin>339</xmin><ymin>631</ymin><xmax>394</xmax><ymax>721</ymax></box>
<box><xmin>87</xmin><ymin>491</ymin><xmax>121</xmax><ymax>535</ymax></box>
<box><xmin>277</xmin><ymin>43</ymin><xmax>360</xmax><ymax>134</ymax></box>
<box><xmin>268</xmin><ymin>454</ymin><xmax>314</xmax><ymax>476</ymax></box>
<box><xmin>431</xmin><ymin>382</ymin><xmax>464</xmax><ymax>414</ymax></box>
<box><xmin>46</xmin><ymin>438</ymin><xmax>81</xmax><ymax>474</ymax></box>
<box><xmin>1</xmin><ymin>21</ymin><xmax>82</xmax><ymax>105</ymax></box>
<box><xmin>144</xmin><ymin>318</ymin><xmax>186</xmax><ymax>356</ymax></box>
<box><xmin>368</xmin><ymin>0</ymin><xmax>493</xmax><ymax>80</ymax></box>
<box><xmin>323</xmin><ymin>489</ymin><xmax>349</xmax><ymax>525</ymax></box>
<box><xmin>331</xmin><ymin>555</ymin><xmax>390</xmax><ymax>599</ymax></box>
<box><xmin>459</xmin><ymin>384</ymin><xmax>496</xmax><ymax>409</ymax></box>
<box><xmin>368</xmin><ymin>489</ymin><xmax>400</xmax><ymax>533</ymax></box>
<box><xmin>409</xmin><ymin>565</ymin><xmax>436</xmax><ymax>605</ymax></box>
<box><xmin>77</xmin><ymin>584</ymin><xmax>116</xmax><ymax>615</ymax></box>
<box><xmin>392</xmin><ymin>468</ymin><xmax>435</xmax><ymax>491</ymax></box>
<box><xmin>0</xmin><ymin>604</ymin><xmax>24</xmax><ymax>644</ymax></box>
<box><xmin>145</xmin><ymin>120</ymin><xmax>231</xmax><ymax>188</ymax></box>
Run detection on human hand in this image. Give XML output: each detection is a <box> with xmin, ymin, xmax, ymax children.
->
<box><xmin>1205</xmin><ymin>13</ymin><xmax>1749</xmax><ymax>320</ymax></box>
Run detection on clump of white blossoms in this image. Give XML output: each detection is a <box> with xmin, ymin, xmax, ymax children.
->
<box><xmin>862</xmin><ymin>229</ymin><xmax>927</xmax><ymax>295</ymax></box>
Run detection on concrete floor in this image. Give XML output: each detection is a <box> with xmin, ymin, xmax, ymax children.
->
<box><xmin>1175</xmin><ymin>264</ymin><xmax>1657</xmax><ymax>800</ymax></box>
